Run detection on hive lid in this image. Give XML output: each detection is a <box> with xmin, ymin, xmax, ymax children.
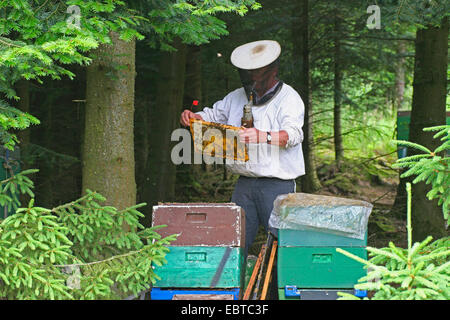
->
<box><xmin>269</xmin><ymin>193</ymin><xmax>373</xmax><ymax>240</ymax></box>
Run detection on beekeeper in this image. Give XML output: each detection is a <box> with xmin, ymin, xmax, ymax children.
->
<box><xmin>180</xmin><ymin>40</ymin><xmax>305</xmax><ymax>254</ymax></box>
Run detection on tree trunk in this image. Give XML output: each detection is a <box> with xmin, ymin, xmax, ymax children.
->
<box><xmin>293</xmin><ymin>0</ymin><xmax>321</xmax><ymax>192</ymax></box>
<box><xmin>390</xmin><ymin>40</ymin><xmax>409</xmax><ymax>218</ymax></box>
<box><xmin>82</xmin><ymin>32</ymin><xmax>137</xmax><ymax>211</ymax></box>
<box><xmin>38</xmin><ymin>94</ymin><xmax>54</xmax><ymax>208</ymax></box>
<box><xmin>14</xmin><ymin>80</ymin><xmax>31</xmax><ymax>205</ymax></box>
<box><xmin>333</xmin><ymin>8</ymin><xmax>343</xmax><ymax>166</ymax></box>
<box><xmin>183</xmin><ymin>45</ymin><xmax>202</xmax><ymax>109</ymax></box>
<box><xmin>182</xmin><ymin>45</ymin><xmax>203</xmax><ymax>179</ymax></box>
<box><xmin>408</xmin><ymin>18</ymin><xmax>448</xmax><ymax>242</ymax></box>
<box><xmin>134</xmin><ymin>40</ymin><xmax>155</xmax><ymax>206</ymax></box>
<box><xmin>394</xmin><ymin>40</ymin><xmax>407</xmax><ymax>111</ymax></box>
<box><xmin>141</xmin><ymin>39</ymin><xmax>187</xmax><ymax>226</ymax></box>
<box><xmin>15</xmin><ymin>80</ymin><xmax>30</xmax><ymax>148</ymax></box>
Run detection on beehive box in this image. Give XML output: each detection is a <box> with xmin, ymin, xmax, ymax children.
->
<box><xmin>150</xmin><ymin>288</ymin><xmax>240</xmax><ymax>300</ymax></box>
<box><xmin>277</xmin><ymin>246</ymin><xmax>367</xmax><ymax>289</ymax></box>
<box><xmin>278</xmin><ymin>288</ymin><xmax>360</xmax><ymax>300</ymax></box>
<box><xmin>396</xmin><ymin>111</ymin><xmax>450</xmax><ymax>158</ymax></box>
<box><xmin>278</xmin><ymin>228</ymin><xmax>367</xmax><ymax>247</ymax></box>
<box><xmin>152</xmin><ymin>203</ymin><xmax>245</xmax><ymax>247</ymax></box>
<box><xmin>153</xmin><ymin>246</ymin><xmax>245</xmax><ymax>288</ymax></box>
<box><xmin>277</xmin><ymin>228</ymin><xmax>367</xmax><ymax>289</ymax></box>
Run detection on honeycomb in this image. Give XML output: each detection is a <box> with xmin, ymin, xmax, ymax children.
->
<box><xmin>190</xmin><ymin>118</ymin><xmax>249</xmax><ymax>162</ymax></box>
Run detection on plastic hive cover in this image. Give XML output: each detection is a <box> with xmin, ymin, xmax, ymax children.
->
<box><xmin>269</xmin><ymin>193</ymin><xmax>373</xmax><ymax>240</ymax></box>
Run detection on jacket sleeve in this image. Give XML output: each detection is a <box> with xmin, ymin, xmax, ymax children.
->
<box><xmin>278</xmin><ymin>91</ymin><xmax>305</xmax><ymax>148</ymax></box>
<box><xmin>195</xmin><ymin>96</ymin><xmax>230</xmax><ymax>125</ymax></box>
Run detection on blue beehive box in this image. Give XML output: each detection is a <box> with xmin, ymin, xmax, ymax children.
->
<box><xmin>150</xmin><ymin>287</ymin><xmax>240</xmax><ymax>300</ymax></box>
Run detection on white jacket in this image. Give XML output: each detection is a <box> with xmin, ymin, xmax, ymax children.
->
<box><xmin>196</xmin><ymin>83</ymin><xmax>305</xmax><ymax>180</ymax></box>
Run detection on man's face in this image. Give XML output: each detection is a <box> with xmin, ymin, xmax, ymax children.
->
<box><xmin>248</xmin><ymin>67</ymin><xmax>272</xmax><ymax>83</ymax></box>
<box><xmin>239</xmin><ymin>66</ymin><xmax>277</xmax><ymax>96</ymax></box>
<box><xmin>238</xmin><ymin>69</ymin><xmax>253</xmax><ymax>98</ymax></box>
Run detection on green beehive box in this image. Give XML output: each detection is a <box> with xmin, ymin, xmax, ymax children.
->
<box><xmin>153</xmin><ymin>246</ymin><xmax>244</xmax><ymax>288</ymax></box>
<box><xmin>397</xmin><ymin>111</ymin><xmax>412</xmax><ymax>141</ymax></box>
<box><xmin>278</xmin><ymin>288</ymin><xmax>355</xmax><ymax>300</ymax></box>
<box><xmin>277</xmin><ymin>246</ymin><xmax>367</xmax><ymax>289</ymax></box>
<box><xmin>397</xmin><ymin>111</ymin><xmax>450</xmax><ymax>159</ymax></box>
<box><xmin>397</xmin><ymin>111</ymin><xmax>450</xmax><ymax>140</ymax></box>
<box><xmin>278</xmin><ymin>228</ymin><xmax>367</xmax><ymax>247</ymax></box>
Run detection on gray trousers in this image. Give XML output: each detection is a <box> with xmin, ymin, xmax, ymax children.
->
<box><xmin>231</xmin><ymin>176</ymin><xmax>296</xmax><ymax>255</ymax></box>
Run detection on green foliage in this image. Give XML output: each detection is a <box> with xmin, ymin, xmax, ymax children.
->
<box><xmin>0</xmin><ymin>100</ymin><xmax>40</xmax><ymax>150</ymax></box>
<box><xmin>314</xmin><ymin>108</ymin><xmax>398</xmax><ymax>185</ymax></box>
<box><xmin>0</xmin><ymin>0</ymin><xmax>145</xmax><ymax>149</ymax></box>
<box><xmin>337</xmin><ymin>183</ymin><xmax>449</xmax><ymax>300</ymax></box>
<box><xmin>392</xmin><ymin>125</ymin><xmax>450</xmax><ymax>224</ymax></box>
<box><xmin>0</xmin><ymin>168</ymin><xmax>37</xmax><ymax>215</ymax></box>
<box><xmin>336</xmin><ymin>126</ymin><xmax>449</xmax><ymax>300</ymax></box>
<box><xmin>0</xmin><ymin>0</ymin><xmax>260</xmax><ymax>149</ymax></box>
<box><xmin>0</xmin><ymin>1</ymin><xmax>261</xmax><ymax>298</ymax></box>
<box><xmin>134</xmin><ymin>0</ymin><xmax>260</xmax><ymax>49</ymax></box>
<box><xmin>382</xmin><ymin>0</ymin><xmax>450</xmax><ymax>29</ymax></box>
<box><xmin>0</xmin><ymin>169</ymin><xmax>177</xmax><ymax>299</ymax></box>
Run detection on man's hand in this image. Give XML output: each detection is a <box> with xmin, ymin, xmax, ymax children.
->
<box><xmin>239</xmin><ymin>128</ymin><xmax>290</xmax><ymax>147</ymax></box>
<box><xmin>239</xmin><ymin>127</ymin><xmax>267</xmax><ymax>144</ymax></box>
<box><xmin>180</xmin><ymin>110</ymin><xmax>203</xmax><ymax>127</ymax></box>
